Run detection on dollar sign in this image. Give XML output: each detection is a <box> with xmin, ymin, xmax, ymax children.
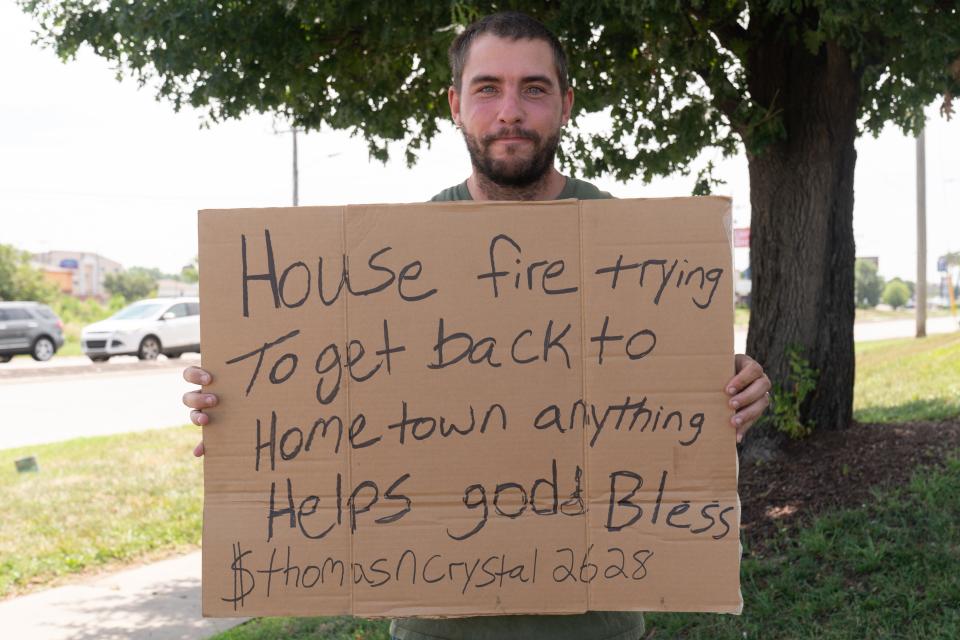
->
<box><xmin>221</xmin><ymin>542</ymin><xmax>255</xmax><ymax>609</ymax></box>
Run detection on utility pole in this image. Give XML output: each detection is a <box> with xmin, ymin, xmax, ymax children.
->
<box><xmin>292</xmin><ymin>128</ymin><xmax>299</xmax><ymax>206</ymax></box>
<box><xmin>273</xmin><ymin>123</ymin><xmax>300</xmax><ymax>206</ymax></box>
<box><xmin>916</xmin><ymin>125</ymin><xmax>927</xmax><ymax>338</ymax></box>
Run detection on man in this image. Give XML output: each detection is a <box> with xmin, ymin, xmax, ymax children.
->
<box><xmin>184</xmin><ymin>11</ymin><xmax>771</xmax><ymax>640</ymax></box>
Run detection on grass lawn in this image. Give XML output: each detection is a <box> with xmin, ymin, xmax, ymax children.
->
<box><xmin>212</xmin><ymin>617</ymin><xmax>392</xmax><ymax>640</ymax></box>
<box><xmin>0</xmin><ymin>426</ymin><xmax>201</xmax><ymax>597</ymax></box>
<box><xmin>59</xmin><ymin>321</ymin><xmax>84</xmax><ymax>356</ymax></box>
<box><xmin>854</xmin><ymin>332</ymin><xmax>960</xmax><ymax>423</ymax></box>
<box><xmin>210</xmin><ymin>456</ymin><xmax>960</xmax><ymax>640</ymax></box>
<box><xmin>58</xmin><ymin>335</ymin><xmax>83</xmax><ymax>357</ymax></box>
<box><xmin>642</xmin><ymin>455</ymin><xmax>960</xmax><ymax>639</ymax></box>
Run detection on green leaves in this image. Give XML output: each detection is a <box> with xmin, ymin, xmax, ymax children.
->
<box><xmin>17</xmin><ymin>0</ymin><xmax>960</xmax><ymax>177</ymax></box>
<box><xmin>770</xmin><ymin>345</ymin><xmax>820</xmax><ymax>440</ymax></box>
<box><xmin>0</xmin><ymin>244</ymin><xmax>58</xmax><ymax>303</ymax></box>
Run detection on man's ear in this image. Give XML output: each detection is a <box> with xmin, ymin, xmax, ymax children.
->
<box><xmin>448</xmin><ymin>85</ymin><xmax>462</xmax><ymax>128</ymax></box>
<box><xmin>561</xmin><ymin>87</ymin><xmax>574</xmax><ymax>127</ymax></box>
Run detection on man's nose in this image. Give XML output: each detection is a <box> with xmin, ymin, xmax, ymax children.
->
<box><xmin>497</xmin><ymin>89</ymin><xmax>524</xmax><ymax>124</ymax></box>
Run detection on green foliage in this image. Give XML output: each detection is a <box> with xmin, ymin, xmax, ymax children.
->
<box><xmin>18</xmin><ymin>1</ymin><xmax>960</xmax><ymax>177</ymax></box>
<box><xmin>213</xmin><ymin>617</ymin><xmax>390</xmax><ymax>640</ymax></box>
<box><xmin>854</xmin><ymin>258</ymin><xmax>884</xmax><ymax>308</ymax></box>
<box><xmin>770</xmin><ymin>345</ymin><xmax>819</xmax><ymax>439</ymax></box>
<box><xmin>0</xmin><ymin>243</ymin><xmax>58</xmax><ymax>303</ymax></box>
<box><xmin>900</xmin><ymin>277</ymin><xmax>915</xmax><ymax>299</ymax></box>
<box><xmin>691</xmin><ymin>160</ymin><xmax>726</xmax><ymax>196</ymax></box>
<box><xmin>50</xmin><ymin>293</ymin><xmax>124</xmax><ymax>325</ymax></box>
<box><xmin>644</xmin><ymin>456</ymin><xmax>960</xmax><ymax>639</ymax></box>
<box><xmin>881</xmin><ymin>279</ymin><xmax>910</xmax><ymax>309</ymax></box>
<box><xmin>180</xmin><ymin>256</ymin><xmax>199</xmax><ymax>283</ymax></box>
<box><xmin>103</xmin><ymin>268</ymin><xmax>157</xmax><ymax>301</ymax></box>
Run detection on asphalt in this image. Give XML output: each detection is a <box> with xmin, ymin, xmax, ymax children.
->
<box><xmin>1</xmin><ymin>315</ymin><xmax>956</xmax><ymax>638</ymax></box>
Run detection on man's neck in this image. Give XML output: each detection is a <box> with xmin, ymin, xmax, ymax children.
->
<box><xmin>467</xmin><ymin>167</ymin><xmax>567</xmax><ymax>201</ymax></box>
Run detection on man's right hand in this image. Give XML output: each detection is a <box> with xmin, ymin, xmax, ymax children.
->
<box><xmin>183</xmin><ymin>366</ymin><xmax>217</xmax><ymax>457</ymax></box>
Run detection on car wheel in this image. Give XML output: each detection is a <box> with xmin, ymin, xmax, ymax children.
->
<box><xmin>165</xmin><ymin>352</ymin><xmax>182</xmax><ymax>359</ymax></box>
<box><xmin>138</xmin><ymin>336</ymin><xmax>161</xmax><ymax>360</ymax></box>
<box><xmin>89</xmin><ymin>355</ymin><xmax>110</xmax><ymax>363</ymax></box>
<box><xmin>31</xmin><ymin>336</ymin><xmax>56</xmax><ymax>361</ymax></box>
<box><xmin>0</xmin><ymin>355</ymin><xmax>12</xmax><ymax>363</ymax></box>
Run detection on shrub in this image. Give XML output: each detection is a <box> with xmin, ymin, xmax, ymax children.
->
<box><xmin>770</xmin><ymin>345</ymin><xmax>819</xmax><ymax>439</ymax></box>
<box><xmin>881</xmin><ymin>280</ymin><xmax>910</xmax><ymax>309</ymax></box>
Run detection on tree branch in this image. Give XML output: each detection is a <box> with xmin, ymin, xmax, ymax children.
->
<box><xmin>684</xmin><ymin>2</ymin><xmax>750</xmax><ymax>53</ymax></box>
<box><xmin>679</xmin><ymin>8</ymin><xmax>748</xmax><ymax>134</ymax></box>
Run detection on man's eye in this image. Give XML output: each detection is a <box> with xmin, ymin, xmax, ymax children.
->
<box><xmin>526</xmin><ymin>86</ymin><xmax>545</xmax><ymax>95</ymax></box>
<box><xmin>479</xmin><ymin>86</ymin><xmax>497</xmax><ymax>94</ymax></box>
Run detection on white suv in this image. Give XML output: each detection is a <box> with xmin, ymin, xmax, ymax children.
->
<box><xmin>81</xmin><ymin>297</ymin><xmax>200</xmax><ymax>362</ymax></box>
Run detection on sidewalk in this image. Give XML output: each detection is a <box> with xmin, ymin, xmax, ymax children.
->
<box><xmin>0</xmin><ymin>552</ymin><xmax>246</xmax><ymax>640</ymax></box>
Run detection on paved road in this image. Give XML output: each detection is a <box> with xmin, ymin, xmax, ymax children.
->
<box><xmin>732</xmin><ymin>314</ymin><xmax>958</xmax><ymax>353</ymax></box>
<box><xmin>853</xmin><ymin>314</ymin><xmax>958</xmax><ymax>342</ymax></box>
<box><xmin>0</xmin><ymin>358</ymin><xmax>201</xmax><ymax>450</ymax></box>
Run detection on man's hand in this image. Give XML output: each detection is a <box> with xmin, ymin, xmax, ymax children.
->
<box><xmin>183</xmin><ymin>366</ymin><xmax>217</xmax><ymax>457</ymax></box>
<box><xmin>726</xmin><ymin>354</ymin><xmax>771</xmax><ymax>442</ymax></box>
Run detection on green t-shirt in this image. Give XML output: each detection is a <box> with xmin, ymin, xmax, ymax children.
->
<box><xmin>430</xmin><ymin>176</ymin><xmax>612</xmax><ymax>202</ymax></box>
<box><xmin>390</xmin><ymin>177</ymin><xmax>644</xmax><ymax>640</ymax></box>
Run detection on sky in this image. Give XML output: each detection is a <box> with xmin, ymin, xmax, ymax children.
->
<box><xmin>1</xmin><ymin>2</ymin><xmax>957</xmax><ymax>282</ymax></box>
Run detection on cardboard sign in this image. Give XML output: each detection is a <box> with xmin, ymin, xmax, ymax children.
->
<box><xmin>199</xmin><ymin>197</ymin><xmax>741</xmax><ymax>618</ymax></box>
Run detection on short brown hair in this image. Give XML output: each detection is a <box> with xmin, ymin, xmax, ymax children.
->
<box><xmin>448</xmin><ymin>11</ymin><xmax>569</xmax><ymax>95</ymax></box>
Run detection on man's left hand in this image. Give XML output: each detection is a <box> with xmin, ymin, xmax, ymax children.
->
<box><xmin>726</xmin><ymin>354</ymin><xmax>772</xmax><ymax>442</ymax></box>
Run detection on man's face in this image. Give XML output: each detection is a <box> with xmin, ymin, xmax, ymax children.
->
<box><xmin>449</xmin><ymin>34</ymin><xmax>574</xmax><ymax>187</ymax></box>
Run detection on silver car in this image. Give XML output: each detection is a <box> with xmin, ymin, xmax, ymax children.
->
<box><xmin>0</xmin><ymin>301</ymin><xmax>65</xmax><ymax>362</ymax></box>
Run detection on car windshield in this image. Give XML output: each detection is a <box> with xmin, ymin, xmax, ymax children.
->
<box><xmin>35</xmin><ymin>306</ymin><xmax>58</xmax><ymax>320</ymax></box>
<box><xmin>111</xmin><ymin>302</ymin><xmax>165</xmax><ymax>320</ymax></box>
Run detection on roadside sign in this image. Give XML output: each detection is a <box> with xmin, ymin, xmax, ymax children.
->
<box><xmin>733</xmin><ymin>228</ymin><xmax>750</xmax><ymax>248</ymax></box>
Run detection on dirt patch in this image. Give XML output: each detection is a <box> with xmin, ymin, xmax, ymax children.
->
<box><xmin>738</xmin><ymin>419</ymin><xmax>960</xmax><ymax>553</ymax></box>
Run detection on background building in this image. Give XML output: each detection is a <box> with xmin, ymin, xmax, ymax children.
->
<box><xmin>32</xmin><ymin>250</ymin><xmax>122</xmax><ymax>300</ymax></box>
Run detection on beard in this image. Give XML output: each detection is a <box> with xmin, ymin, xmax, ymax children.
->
<box><xmin>462</xmin><ymin>125</ymin><xmax>561</xmax><ymax>188</ymax></box>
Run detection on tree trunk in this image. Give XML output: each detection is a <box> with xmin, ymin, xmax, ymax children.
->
<box><xmin>744</xmin><ymin>38</ymin><xmax>861</xmax><ymax>454</ymax></box>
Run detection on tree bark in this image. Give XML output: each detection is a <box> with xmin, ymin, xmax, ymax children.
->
<box><xmin>744</xmin><ymin>37</ymin><xmax>861</xmax><ymax>451</ymax></box>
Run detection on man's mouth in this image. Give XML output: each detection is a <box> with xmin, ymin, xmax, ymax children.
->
<box><xmin>483</xmin><ymin>128</ymin><xmax>539</xmax><ymax>147</ymax></box>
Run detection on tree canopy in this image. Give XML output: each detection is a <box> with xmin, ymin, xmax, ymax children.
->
<box><xmin>882</xmin><ymin>279</ymin><xmax>911</xmax><ymax>309</ymax></box>
<box><xmin>0</xmin><ymin>244</ymin><xmax>57</xmax><ymax>302</ymax></box>
<box><xmin>21</xmin><ymin>1</ymin><xmax>959</xmax><ymax>177</ymax></box>
<box><xmin>854</xmin><ymin>259</ymin><xmax>884</xmax><ymax>309</ymax></box>
<box><xmin>102</xmin><ymin>268</ymin><xmax>158</xmax><ymax>301</ymax></box>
